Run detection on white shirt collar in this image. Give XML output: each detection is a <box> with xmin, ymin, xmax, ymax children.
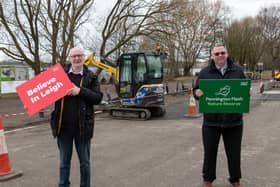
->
<box><xmin>69</xmin><ymin>66</ymin><xmax>83</xmax><ymax>75</ymax></box>
<box><xmin>215</xmin><ymin>63</ymin><xmax>227</xmax><ymax>71</ymax></box>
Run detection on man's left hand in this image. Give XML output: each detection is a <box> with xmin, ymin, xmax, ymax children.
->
<box><xmin>67</xmin><ymin>84</ymin><xmax>80</xmax><ymax>96</ymax></box>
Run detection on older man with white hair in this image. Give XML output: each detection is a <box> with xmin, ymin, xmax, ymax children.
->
<box><xmin>50</xmin><ymin>47</ymin><xmax>103</xmax><ymax>187</ymax></box>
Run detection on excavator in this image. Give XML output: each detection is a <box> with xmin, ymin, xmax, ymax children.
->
<box><xmin>84</xmin><ymin>51</ymin><xmax>166</xmax><ymax>120</ymax></box>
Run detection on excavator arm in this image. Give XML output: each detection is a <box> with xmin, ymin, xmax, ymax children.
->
<box><xmin>84</xmin><ymin>53</ymin><xmax>119</xmax><ymax>80</ymax></box>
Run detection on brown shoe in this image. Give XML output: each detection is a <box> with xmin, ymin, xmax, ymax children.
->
<box><xmin>232</xmin><ymin>182</ymin><xmax>241</xmax><ymax>187</ymax></box>
<box><xmin>202</xmin><ymin>181</ymin><xmax>213</xmax><ymax>187</ymax></box>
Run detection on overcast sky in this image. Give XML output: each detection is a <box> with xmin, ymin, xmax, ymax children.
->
<box><xmin>222</xmin><ymin>0</ymin><xmax>280</xmax><ymax>19</ymax></box>
<box><xmin>94</xmin><ymin>0</ymin><xmax>280</xmax><ymax>19</ymax></box>
<box><xmin>1</xmin><ymin>0</ymin><xmax>279</xmax><ymax>60</ymax></box>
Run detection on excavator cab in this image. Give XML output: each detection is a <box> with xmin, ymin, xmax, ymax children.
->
<box><xmin>116</xmin><ymin>52</ymin><xmax>165</xmax><ymax>109</ymax></box>
<box><xmin>84</xmin><ymin>51</ymin><xmax>166</xmax><ymax>120</ymax></box>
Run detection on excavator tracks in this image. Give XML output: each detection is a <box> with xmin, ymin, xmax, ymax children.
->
<box><xmin>110</xmin><ymin>108</ymin><xmax>152</xmax><ymax>120</ymax></box>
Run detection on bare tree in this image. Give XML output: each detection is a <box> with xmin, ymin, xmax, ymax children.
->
<box><xmin>160</xmin><ymin>0</ymin><xmax>229</xmax><ymax>76</ymax></box>
<box><xmin>257</xmin><ymin>5</ymin><xmax>280</xmax><ymax>70</ymax></box>
<box><xmin>205</xmin><ymin>0</ymin><xmax>230</xmax><ymax>56</ymax></box>
<box><xmin>224</xmin><ymin>18</ymin><xmax>264</xmax><ymax>71</ymax></box>
<box><xmin>98</xmin><ymin>0</ymin><xmax>174</xmax><ymax>58</ymax></box>
<box><xmin>0</xmin><ymin>0</ymin><xmax>93</xmax><ymax>74</ymax></box>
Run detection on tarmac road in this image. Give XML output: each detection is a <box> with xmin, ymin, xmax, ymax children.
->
<box><xmin>0</xmin><ymin>80</ymin><xmax>192</xmax><ymax>131</ymax></box>
<box><xmin>1</xmin><ymin>84</ymin><xmax>280</xmax><ymax>187</ymax></box>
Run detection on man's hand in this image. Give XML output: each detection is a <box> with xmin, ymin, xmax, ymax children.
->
<box><xmin>195</xmin><ymin>89</ymin><xmax>203</xmax><ymax>97</ymax></box>
<box><xmin>67</xmin><ymin>84</ymin><xmax>81</xmax><ymax>96</ymax></box>
<box><xmin>250</xmin><ymin>87</ymin><xmax>253</xmax><ymax>96</ymax></box>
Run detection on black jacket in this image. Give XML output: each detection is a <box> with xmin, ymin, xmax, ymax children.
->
<box><xmin>50</xmin><ymin>64</ymin><xmax>103</xmax><ymax>141</ymax></box>
<box><xmin>193</xmin><ymin>58</ymin><xmax>246</xmax><ymax>127</ymax></box>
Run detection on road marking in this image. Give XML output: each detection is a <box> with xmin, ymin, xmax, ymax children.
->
<box><xmin>4</xmin><ymin>110</ymin><xmax>103</xmax><ymax>134</ymax></box>
<box><xmin>5</xmin><ymin>125</ymin><xmax>42</xmax><ymax>135</ymax></box>
<box><xmin>263</xmin><ymin>90</ymin><xmax>280</xmax><ymax>94</ymax></box>
<box><xmin>2</xmin><ymin>109</ymin><xmax>52</xmax><ymax>118</ymax></box>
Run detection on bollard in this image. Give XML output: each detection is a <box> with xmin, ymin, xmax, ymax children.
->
<box><xmin>176</xmin><ymin>80</ymin><xmax>179</xmax><ymax>93</ymax></box>
<box><xmin>181</xmin><ymin>81</ymin><xmax>185</xmax><ymax>91</ymax></box>
<box><xmin>106</xmin><ymin>92</ymin><xmax>111</xmax><ymax>103</ymax></box>
<box><xmin>39</xmin><ymin>111</ymin><xmax>44</xmax><ymax>118</ymax></box>
<box><xmin>191</xmin><ymin>79</ymin><xmax>195</xmax><ymax>88</ymax></box>
<box><xmin>165</xmin><ymin>81</ymin><xmax>169</xmax><ymax>94</ymax></box>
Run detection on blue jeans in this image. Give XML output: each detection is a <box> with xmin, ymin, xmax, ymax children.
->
<box><xmin>57</xmin><ymin>129</ymin><xmax>91</xmax><ymax>187</ymax></box>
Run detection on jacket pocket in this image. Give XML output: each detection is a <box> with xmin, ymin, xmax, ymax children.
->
<box><xmin>84</xmin><ymin>118</ymin><xmax>94</xmax><ymax>141</ymax></box>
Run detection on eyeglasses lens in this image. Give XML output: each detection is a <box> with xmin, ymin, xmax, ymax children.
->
<box><xmin>214</xmin><ymin>52</ymin><xmax>226</xmax><ymax>56</ymax></box>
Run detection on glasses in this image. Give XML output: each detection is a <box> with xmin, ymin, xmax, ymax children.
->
<box><xmin>214</xmin><ymin>51</ymin><xmax>226</xmax><ymax>56</ymax></box>
<box><xmin>70</xmin><ymin>54</ymin><xmax>84</xmax><ymax>58</ymax></box>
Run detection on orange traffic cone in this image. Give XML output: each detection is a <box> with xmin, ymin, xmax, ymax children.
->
<box><xmin>0</xmin><ymin>114</ymin><xmax>22</xmax><ymax>181</ymax></box>
<box><xmin>184</xmin><ymin>88</ymin><xmax>201</xmax><ymax>118</ymax></box>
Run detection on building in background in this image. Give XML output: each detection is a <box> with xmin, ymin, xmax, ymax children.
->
<box><xmin>0</xmin><ymin>60</ymin><xmax>34</xmax><ymax>95</ymax></box>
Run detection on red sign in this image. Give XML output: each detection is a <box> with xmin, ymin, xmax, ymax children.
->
<box><xmin>16</xmin><ymin>64</ymin><xmax>73</xmax><ymax>116</ymax></box>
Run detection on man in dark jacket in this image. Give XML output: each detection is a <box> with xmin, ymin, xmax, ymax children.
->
<box><xmin>50</xmin><ymin>47</ymin><xmax>103</xmax><ymax>187</ymax></box>
<box><xmin>193</xmin><ymin>45</ymin><xmax>246</xmax><ymax>187</ymax></box>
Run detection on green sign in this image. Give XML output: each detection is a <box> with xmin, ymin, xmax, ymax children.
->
<box><xmin>0</xmin><ymin>66</ymin><xmax>15</xmax><ymax>81</ymax></box>
<box><xmin>199</xmin><ymin>79</ymin><xmax>251</xmax><ymax>113</ymax></box>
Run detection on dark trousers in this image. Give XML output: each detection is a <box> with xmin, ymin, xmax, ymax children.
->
<box><xmin>202</xmin><ymin>125</ymin><xmax>243</xmax><ymax>183</ymax></box>
<box><xmin>57</xmin><ymin>129</ymin><xmax>91</xmax><ymax>187</ymax></box>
